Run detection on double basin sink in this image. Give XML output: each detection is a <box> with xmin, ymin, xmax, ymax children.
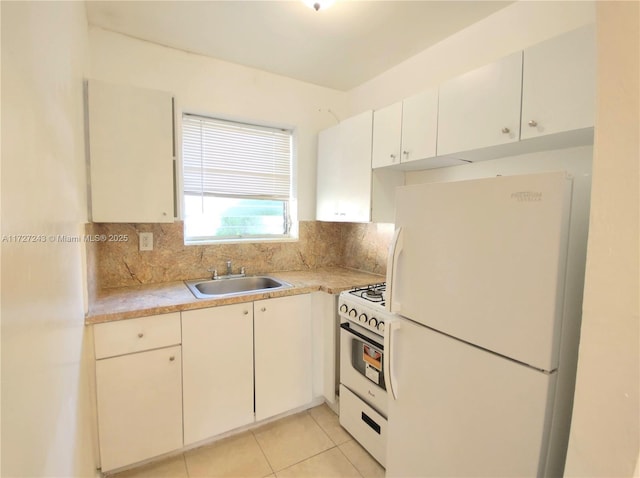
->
<box><xmin>185</xmin><ymin>276</ymin><xmax>292</xmax><ymax>299</ymax></box>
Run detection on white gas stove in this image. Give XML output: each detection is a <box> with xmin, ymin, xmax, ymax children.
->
<box><xmin>338</xmin><ymin>283</ymin><xmax>390</xmax><ymax>337</ymax></box>
<box><xmin>338</xmin><ymin>282</ymin><xmax>396</xmax><ymax>467</ymax></box>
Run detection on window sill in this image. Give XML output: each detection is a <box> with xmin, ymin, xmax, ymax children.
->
<box><xmin>185</xmin><ymin>236</ymin><xmax>299</xmax><ymax>246</ymax></box>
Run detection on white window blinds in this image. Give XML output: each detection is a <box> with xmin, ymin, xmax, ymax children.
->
<box><xmin>182</xmin><ymin>114</ymin><xmax>292</xmax><ymax>200</ymax></box>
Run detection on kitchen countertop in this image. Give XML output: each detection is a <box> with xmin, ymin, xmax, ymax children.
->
<box><xmin>86</xmin><ymin>267</ymin><xmax>385</xmax><ymax>324</ymax></box>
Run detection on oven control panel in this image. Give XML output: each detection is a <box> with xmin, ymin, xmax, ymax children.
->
<box><xmin>338</xmin><ymin>298</ymin><xmax>387</xmax><ymax>335</ymax></box>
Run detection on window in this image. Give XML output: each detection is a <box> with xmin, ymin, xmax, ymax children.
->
<box><xmin>182</xmin><ymin>114</ymin><xmax>295</xmax><ymax>243</ymax></box>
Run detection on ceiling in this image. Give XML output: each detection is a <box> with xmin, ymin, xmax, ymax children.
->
<box><xmin>86</xmin><ymin>0</ymin><xmax>512</xmax><ymax>91</ymax></box>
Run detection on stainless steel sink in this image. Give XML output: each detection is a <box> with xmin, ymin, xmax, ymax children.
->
<box><xmin>185</xmin><ymin>276</ymin><xmax>292</xmax><ymax>299</ymax></box>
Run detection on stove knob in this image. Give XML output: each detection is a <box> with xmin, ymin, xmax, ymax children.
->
<box><xmin>339</xmin><ymin>304</ymin><xmax>348</xmax><ymax>313</ymax></box>
<box><xmin>349</xmin><ymin>308</ymin><xmax>357</xmax><ymax>318</ymax></box>
<box><xmin>368</xmin><ymin>317</ymin><xmax>379</xmax><ymax>328</ymax></box>
<box><xmin>377</xmin><ymin>321</ymin><xmax>385</xmax><ymax>333</ymax></box>
<box><xmin>359</xmin><ymin>313</ymin><xmax>368</xmax><ymax>323</ymax></box>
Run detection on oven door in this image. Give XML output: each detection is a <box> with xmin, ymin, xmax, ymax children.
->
<box><xmin>339</xmin><ymin>321</ymin><xmax>387</xmax><ymax>417</ymax></box>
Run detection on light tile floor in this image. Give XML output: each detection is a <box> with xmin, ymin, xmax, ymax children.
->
<box><xmin>110</xmin><ymin>404</ymin><xmax>385</xmax><ymax>478</ymax></box>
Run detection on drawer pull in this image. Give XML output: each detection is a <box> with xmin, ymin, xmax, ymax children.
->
<box><xmin>137</xmin><ymin>333</ymin><xmax>144</xmax><ymax>338</ymax></box>
<box><xmin>169</xmin><ymin>356</ymin><xmax>175</xmax><ymax>362</ymax></box>
<box><xmin>361</xmin><ymin>412</ymin><xmax>381</xmax><ymax>434</ymax></box>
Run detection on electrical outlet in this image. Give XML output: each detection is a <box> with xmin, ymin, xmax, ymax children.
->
<box><xmin>139</xmin><ymin>232</ymin><xmax>153</xmax><ymax>251</ymax></box>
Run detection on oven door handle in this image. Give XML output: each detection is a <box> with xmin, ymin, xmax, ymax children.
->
<box><xmin>384</xmin><ymin>320</ymin><xmax>399</xmax><ymax>400</ymax></box>
<box><xmin>339</xmin><ymin>322</ymin><xmax>383</xmax><ymax>350</ymax></box>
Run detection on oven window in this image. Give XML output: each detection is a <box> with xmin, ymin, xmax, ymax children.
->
<box><xmin>350</xmin><ymin>338</ymin><xmax>386</xmax><ymax>389</ymax></box>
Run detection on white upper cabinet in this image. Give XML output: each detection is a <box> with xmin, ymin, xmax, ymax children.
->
<box><xmin>400</xmin><ymin>89</ymin><xmax>439</xmax><ymax>165</ymax></box>
<box><xmin>437</xmin><ymin>52</ymin><xmax>523</xmax><ymax>157</ymax></box>
<box><xmin>316</xmin><ymin>110</ymin><xmax>373</xmax><ymax>222</ymax></box>
<box><xmin>87</xmin><ymin>79</ymin><xmax>175</xmax><ymax>223</ymax></box>
<box><xmin>521</xmin><ymin>25</ymin><xmax>595</xmax><ymax>140</ymax></box>
<box><xmin>372</xmin><ymin>102</ymin><xmax>403</xmax><ymax>168</ymax></box>
<box><xmin>372</xmin><ymin>89</ymin><xmax>439</xmax><ymax>169</ymax></box>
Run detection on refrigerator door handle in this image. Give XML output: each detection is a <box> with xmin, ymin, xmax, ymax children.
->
<box><xmin>384</xmin><ymin>320</ymin><xmax>400</xmax><ymax>400</ymax></box>
<box><xmin>385</xmin><ymin>227</ymin><xmax>403</xmax><ymax>313</ymax></box>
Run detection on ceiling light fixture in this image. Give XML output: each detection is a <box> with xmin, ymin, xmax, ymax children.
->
<box><xmin>302</xmin><ymin>0</ymin><xmax>336</xmax><ymax>11</ymax></box>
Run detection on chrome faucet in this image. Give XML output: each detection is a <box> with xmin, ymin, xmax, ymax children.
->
<box><xmin>209</xmin><ymin>261</ymin><xmax>246</xmax><ymax>280</ymax></box>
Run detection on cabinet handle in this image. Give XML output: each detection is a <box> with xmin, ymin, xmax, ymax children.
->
<box><xmin>261</xmin><ymin>307</ymin><xmax>266</xmax><ymax>312</ymax></box>
<box><xmin>501</xmin><ymin>127</ymin><xmax>510</xmax><ymax>134</ymax></box>
<box><xmin>528</xmin><ymin>120</ymin><xmax>538</xmax><ymax>127</ymax></box>
<box><xmin>243</xmin><ymin>310</ymin><xmax>249</xmax><ymax>315</ymax></box>
<box><xmin>169</xmin><ymin>356</ymin><xmax>175</xmax><ymax>361</ymax></box>
<box><xmin>402</xmin><ymin>151</ymin><xmax>409</xmax><ymax>158</ymax></box>
<box><xmin>390</xmin><ymin>154</ymin><xmax>397</xmax><ymax>162</ymax></box>
<box><xmin>137</xmin><ymin>333</ymin><xmax>144</xmax><ymax>338</ymax></box>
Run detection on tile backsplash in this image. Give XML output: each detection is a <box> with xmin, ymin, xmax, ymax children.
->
<box><xmin>87</xmin><ymin>221</ymin><xmax>393</xmax><ymax>292</ymax></box>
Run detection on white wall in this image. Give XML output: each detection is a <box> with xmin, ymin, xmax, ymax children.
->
<box><xmin>1</xmin><ymin>2</ymin><xmax>98</xmax><ymax>476</ymax></box>
<box><xmin>88</xmin><ymin>27</ymin><xmax>348</xmax><ymax>222</ymax></box>
<box><xmin>565</xmin><ymin>2</ymin><xmax>640</xmax><ymax>476</ymax></box>
<box><xmin>347</xmin><ymin>0</ymin><xmax>595</xmax><ymax>113</ymax></box>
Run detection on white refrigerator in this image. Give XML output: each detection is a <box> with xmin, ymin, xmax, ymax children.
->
<box><xmin>384</xmin><ymin>171</ymin><xmax>586</xmax><ymax>477</ymax></box>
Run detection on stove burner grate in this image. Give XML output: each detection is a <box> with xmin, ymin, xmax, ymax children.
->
<box><xmin>348</xmin><ymin>283</ymin><xmax>386</xmax><ymax>304</ymax></box>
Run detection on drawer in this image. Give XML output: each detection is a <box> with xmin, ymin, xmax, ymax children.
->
<box><xmin>339</xmin><ymin>384</ymin><xmax>387</xmax><ymax>467</ymax></box>
<box><xmin>94</xmin><ymin>312</ymin><xmax>181</xmax><ymax>359</ymax></box>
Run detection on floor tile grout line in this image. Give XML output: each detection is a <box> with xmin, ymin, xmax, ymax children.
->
<box><xmin>306</xmin><ymin>406</ymin><xmax>343</xmax><ymax>448</ymax></box>
<box><xmin>250</xmin><ymin>428</ymin><xmax>277</xmax><ymax>477</ymax></box>
<box><xmin>181</xmin><ymin>452</ymin><xmax>190</xmax><ymax>478</ymax></box>
<box><xmin>307</xmin><ymin>405</ymin><xmax>371</xmax><ymax>476</ymax></box>
<box><xmin>252</xmin><ymin>408</ymin><xmax>338</xmax><ymax>473</ymax></box>
<box><xmin>334</xmin><ymin>443</ymin><xmax>366</xmax><ymax>478</ymax></box>
<box><xmin>271</xmin><ymin>444</ymin><xmax>340</xmax><ymax>475</ymax></box>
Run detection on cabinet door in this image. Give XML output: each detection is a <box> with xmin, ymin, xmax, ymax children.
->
<box><xmin>88</xmin><ymin>79</ymin><xmax>174</xmax><ymax>223</ymax></box>
<box><xmin>521</xmin><ymin>25</ymin><xmax>595</xmax><ymax>140</ymax></box>
<box><xmin>400</xmin><ymin>88</ymin><xmax>438</xmax><ymax>163</ymax></box>
<box><xmin>316</xmin><ymin>111</ymin><xmax>373</xmax><ymax>222</ymax></box>
<box><xmin>339</xmin><ymin>111</ymin><xmax>373</xmax><ymax>222</ymax></box>
<box><xmin>372</xmin><ymin>102</ymin><xmax>402</xmax><ymax>168</ymax></box>
<box><xmin>96</xmin><ymin>346</ymin><xmax>183</xmax><ymax>472</ymax></box>
<box><xmin>255</xmin><ymin>294</ymin><xmax>313</xmax><ymax>421</ymax></box>
<box><xmin>316</xmin><ymin>124</ymin><xmax>341</xmax><ymax>221</ymax></box>
<box><xmin>437</xmin><ymin>52</ymin><xmax>523</xmax><ymax>156</ymax></box>
<box><xmin>182</xmin><ymin>303</ymin><xmax>254</xmax><ymax>445</ymax></box>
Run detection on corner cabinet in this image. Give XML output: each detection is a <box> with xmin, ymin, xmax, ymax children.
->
<box><xmin>86</xmin><ymin>79</ymin><xmax>175</xmax><ymax>223</ymax></box>
<box><xmin>316</xmin><ymin>111</ymin><xmax>374</xmax><ymax>222</ymax></box>
<box><xmin>317</xmin><ymin>110</ymin><xmax>403</xmax><ymax>223</ymax></box>
<box><xmin>255</xmin><ymin>294</ymin><xmax>313</xmax><ymax>421</ymax></box>
<box><xmin>181</xmin><ymin>303</ymin><xmax>255</xmax><ymax>446</ymax></box>
<box><xmin>93</xmin><ymin>313</ymin><xmax>183</xmax><ymax>473</ymax></box>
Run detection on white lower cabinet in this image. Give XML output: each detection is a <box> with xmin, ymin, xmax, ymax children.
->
<box><xmin>93</xmin><ymin>313</ymin><xmax>183</xmax><ymax>472</ymax></box>
<box><xmin>182</xmin><ymin>303</ymin><xmax>255</xmax><ymax>445</ymax></box>
<box><xmin>95</xmin><ymin>345</ymin><xmax>183</xmax><ymax>472</ymax></box>
<box><xmin>94</xmin><ymin>294</ymin><xmax>315</xmax><ymax>471</ymax></box>
<box><xmin>254</xmin><ymin>294</ymin><xmax>313</xmax><ymax>421</ymax></box>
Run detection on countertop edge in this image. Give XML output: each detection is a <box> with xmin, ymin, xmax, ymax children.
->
<box><xmin>86</xmin><ymin>268</ymin><xmax>384</xmax><ymax>325</ymax></box>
